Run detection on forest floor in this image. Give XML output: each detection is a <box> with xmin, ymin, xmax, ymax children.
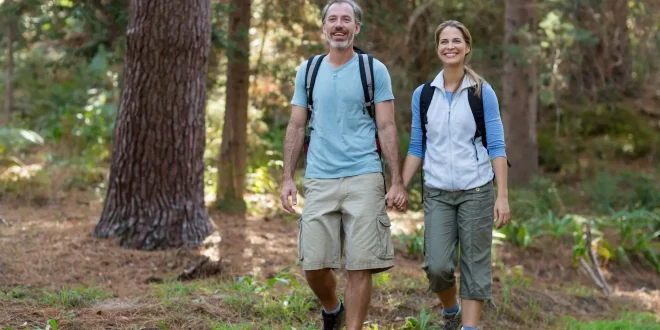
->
<box><xmin>0</xmin><ymin>191</ymin><xmax>659</xmax><ymax>330</ymax></box>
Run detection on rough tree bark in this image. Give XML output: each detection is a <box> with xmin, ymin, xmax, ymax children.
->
<box><xmin>216</xmin><ymin>0</ymin><xmax>251</xmax><ymax>213</ymax></box>
<box><xmin>572</xmin><ymin>0</ymin><xmax>631</xmax><ymax>98</ymax></box>
<box><xmin>4</xmin><ymin>1</ymin><xmax>15</xmax><ymax>114</ymax></box>
<box><xmin>502</xmin><ymin>0</ymin><xmax>538</xmax><ymax>186</ymax></box>
<box><xmin>94</xmin><ymin>0</ymin><xmax>214</xmax><ymax>250</ymax></box>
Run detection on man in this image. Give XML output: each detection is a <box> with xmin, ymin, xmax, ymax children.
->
<box><xmin>280</xmin><ymin>1</ymin><xmax>407</xmax><ymax>329</ymax></box>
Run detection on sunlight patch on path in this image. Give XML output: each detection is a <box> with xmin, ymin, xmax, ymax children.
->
<box><xmin>92</xmin><ymin>298</ymin><xmax>140</xmax><ymax>310</ymax></box>
<box><xmin>388</xmin><ymin>210</ymin><xmax>424</xmax><ymax>236</ymax></box>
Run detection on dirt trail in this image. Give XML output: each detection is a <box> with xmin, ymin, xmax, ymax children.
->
<box><xmin>0</xmin><ymin>195</ymin><xmax>659</xmax><ymax>329</ymax></box>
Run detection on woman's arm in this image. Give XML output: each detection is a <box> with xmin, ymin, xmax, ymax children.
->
<box><xmin>402</xmin><ymin>154</ymin><xmax>423</xmax><ymax>188</ymax></box>
<box><xmin>482</xmin><ymin>83</ymin><xmax>510</xmax><ymax>228</ymax></box>
<box><xmin>482</xmin><ymin>83</ymin><xmax>506</xmax><ymax>159</ymax></box>
<box><xmin>393</xmin><ymin>85</ymin><xmax>425</xmax><ymax>210</ymax></box>
<box><xmin>405</xmin><ymin>84</ymin><xmax>425</xmax><ymax>188</ymax></box>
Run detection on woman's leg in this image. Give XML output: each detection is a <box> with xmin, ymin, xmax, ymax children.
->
<box><xmin>422</xmin><ymin>188</ymin><xmax>460</xmax><ymax>313</ymax></box>
<box><xmin>457</xmin><ymin>181</ymin><xmax>496</xmax><ymax>328</ymax></box>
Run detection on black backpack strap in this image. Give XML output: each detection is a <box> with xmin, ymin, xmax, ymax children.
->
<box><xmin>357</xmin><ymin>53</ymin><xmax>375</xmax><ymax>119</ymax></box>
<box><xmin>358</xmin><ymin>53</ymin><xmax>381</xmax><ymax>156</ymax></box>
<box><xmin>358</xmin><ymin>52</ymin><xmax>387</xmax><ymax>192</ymax></box>
<box><xmin>303</xmin><ymin>54</ymin><xmax>326</xmax><ymax>154</ymax></box>
<box><xmin>418</xmin><ymin>81</ymin><xmax>435</xmax><ymax>201</ymax></box>
<box><xmin>419</xmin><ymin>81</ymin><xmax>435</xmax><ymax>155</ymax></box>
<box><xmin>467</xmin><ymin>84</ymin><xmax>511</xmax><ymax>167</ymax></box>
<box><xmin>467</xmin><ymin>85</ymin><xmax>486</xmax><ymax>149</ymax></box>
<box><xmin>305</xmin><ymin>54</ymin><xmax>326</xmax><ymax>115</ymax></box>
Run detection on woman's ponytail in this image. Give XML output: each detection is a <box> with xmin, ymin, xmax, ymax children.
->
<box><xmin>465</xmin><ymin>66</ymin><xmax>483</xmax><ymax>98</ymax></box>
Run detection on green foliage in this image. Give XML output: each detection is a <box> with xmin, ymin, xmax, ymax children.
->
<box><xmin>395</xmin><ymin>226</ymin><xmax>424</xmax><ymax>256</ymax></box>
<box><xmin>0</xmin><ymin>128</ymin><xmax>44</xmax><ymax>154</ymax></box>
<box><xmin>508</xmin><ymin>177</ymin><xmax>572</xmax><ymax>220</ymax></box>
<box><xmin>401</xmin><ymin>309</ymin><xmax>433</xmax><ymax>330</ymax></box>
<box><xmin>153</xmin><ymin>281</ymin><xmax>200</xmax><ymax>301</ymax></box>
<box><xmin>1</xmin><ymin>286</ymin><xmax>28</xmax><ymax>300</ymax></box>
<box><xmin>496</xmin><ymin>170</ymin><xmax>660</xmax><ymax>272</ymax></box>
<box><xmin>40</xmin><ymin>285</ymin><xmax>113</xmax><ymax>309</ymax></box>
<box><xmin>498</xmin><ymin>207</ymin><xmax>660</xmax><ymax>272</ymax></box>
<box><xmin>538</xmin><ymin>102</ymin><xmax>660</xmax><ymax>177</ymax></box>
<box><xmin>584</xmin><ymin>170</ymin><xmax>660</xmax><ymax>213</ymax></box>
<box><xmin>217</xmin><ymin>268</ymin><xmax>318</xmax><ymax>327</ymax></box>
<box><xmin>560</xmin><ymin>312</ymin><xmax>660</xmax><ymax>330</ymax></box>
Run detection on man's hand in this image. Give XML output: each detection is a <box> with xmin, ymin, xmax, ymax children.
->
<box><xmin>494</xmin><ymin>196</ymin><xmax>510</xmax><ymax>229</ymax></box>
<box><xmin>280</xmin><ymin>179</ymin><xmax>298</xmax><ymax>213</ymax></box>
<box><xmin>385</xmin><ymin>183</ymin><xmax>408</xmax><ymax>212</ymax></box>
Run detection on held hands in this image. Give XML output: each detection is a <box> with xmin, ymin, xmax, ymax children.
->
<box><xmin>280</xmin><ymin>179</ymin><xmax>298</xmax><ymax>213</ymax></box>
<box><xmin>385</xmin><ymin>183</ymin><xmax>408</xmax><ymax>212</ymax></box>
<box><xmin>494</xmin><ymin>196</ymin><xmax>510</xmax><ymax>229</ymax></box>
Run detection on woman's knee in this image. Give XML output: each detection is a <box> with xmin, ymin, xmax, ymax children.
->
<box><xmin>426</xmin><ymin>263</ymin><xmax>455</xmax><ymax>281</ymax></box>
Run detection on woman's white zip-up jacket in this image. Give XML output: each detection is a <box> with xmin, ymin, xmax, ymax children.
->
<box><xmin>408</xmin><ymin>71</ymin><xmax>508</xmax><ymax>192</ymax></box>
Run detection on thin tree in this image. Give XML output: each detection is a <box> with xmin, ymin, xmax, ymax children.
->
<box><xmin>215</xmin><ymin>0</ymin><xmax>251</xmax><ymax>213</ymax></box>
<box><xmin>3</xmin><ymin>0</ymin><xmax>16</xmax><ymax>114</ymax></box>
<box><xmin>94</xmin><ymin>0</ymin><xmax>214</xmax><ymax>250</ymax></box>
<box><xmin>502</xmin><ymin>0</ymin><xmax>538</xmax><ymax>186</ymax></box>
<box><xmin>571</xmin><ymin>0</ymin><xmax>631</xmax><ymax>98</ymax></box>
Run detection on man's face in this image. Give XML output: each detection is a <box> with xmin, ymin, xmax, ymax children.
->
<box><xmin>322</xmin><ymin>3</ymin><xmax>360</xmax><ymax>50</ymax></box>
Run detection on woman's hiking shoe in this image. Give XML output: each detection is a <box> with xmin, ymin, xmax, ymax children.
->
<box><xmin>441</xmin><ymin>301</ymin><xmax>462</xmax><ymax>330</ymax></box>
<box><xmin>321</xmin><ymin>301</ymin><xmax>345</xmax><ymax>330</ymax></box>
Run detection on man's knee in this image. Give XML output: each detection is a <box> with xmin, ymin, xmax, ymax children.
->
<box><xmin>305</xmin><ymin>269</ymin><xmax>332</xmax><ymax>282</ymax></box>
<box><xmin>347</xmin><ymin>269</ymin><xmax>372</xmax><ymax>281</ymax></box>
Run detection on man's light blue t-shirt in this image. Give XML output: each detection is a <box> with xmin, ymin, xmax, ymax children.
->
<box><xmin>291</xmin><ymin>53</ymin><xmax>395</xmax><ymax>179</ymax></box>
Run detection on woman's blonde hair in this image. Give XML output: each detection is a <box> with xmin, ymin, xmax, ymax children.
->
<box><xmin>434</xmin><ymin>20</ymin><xmax>483</xmax><ymax>97</ymax></box>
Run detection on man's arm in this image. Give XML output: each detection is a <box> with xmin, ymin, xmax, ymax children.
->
<box><xmin>375</xmin><ymin>100</ymin><xmax>402</xmax><ymax>185</ymax></box>
<box><xmin>280</xmin><ymin>105</ymin><xmax>307</xmax><ymax>213</ymax></box>
<box><xmin>375</xmin><ymin>100</ymin><xmax>407</xmax><ymax>210</ymax></box>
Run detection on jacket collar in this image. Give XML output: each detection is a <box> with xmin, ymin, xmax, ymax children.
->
<box><xmin>430</xmin><ymin>69</ymin><xmax>477</xmax><ymax>92</ymax></box>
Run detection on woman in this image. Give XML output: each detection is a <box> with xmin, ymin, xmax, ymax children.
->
<box><xmin>399</xmin><ymin>20</ymin><xmax>511</xmax><ymax>330</ymax></box>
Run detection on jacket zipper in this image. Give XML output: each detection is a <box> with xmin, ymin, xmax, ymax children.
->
<box><xmin>473</xmin><ymin>138</ymin><xmax>479</xmax><ymax>161</ymax></box>
<box><xmin>447</xmin><ymin>92</ymin><xmax>455</xmax><ymax>191</ymax></box>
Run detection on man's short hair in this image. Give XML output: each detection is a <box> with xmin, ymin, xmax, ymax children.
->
<box><xmin>321</xmin><ymin>0</ymin><xmax>363</xmax><ymax>24</ymax></box>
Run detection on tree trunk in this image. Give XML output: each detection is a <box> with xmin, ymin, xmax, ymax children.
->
<box><xmin>4</xmin><ymin>5</ymin><xmax>15</xmax><ymax>114</ymax></box>
<box><xmin>215</xmin><ymin>0</ymin><xmax>251</xmax><ymax>213</ymax></box>
<box><xmin>502</xmin><ymin>0</ymin><xmax>538</xmax><ymax>186</ymax></box>
<box><xmin>571</xmin><ymin>0</ymin><xmax>631</xmax><ymax>98</ymax></box>
<box><xmin>94</xmin><ymin>0</ymin><xmax>213</xmax><ymax>250</ymax></box>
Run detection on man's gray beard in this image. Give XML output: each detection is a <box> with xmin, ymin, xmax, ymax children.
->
<box><xmin>325</xmin><ymin>29</ymin><xmax>355</xmax><ymax>50</ymax></box>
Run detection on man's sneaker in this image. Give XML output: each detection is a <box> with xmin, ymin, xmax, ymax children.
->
<box><xmin>321</xmin><ymin>301</ymin><xmax>345</xmax><ymax>330</ymax></box>
<box><xmin>441</xmin><ymin>301</ymin><xmax>462</xmax><ymax>330</ymax></box>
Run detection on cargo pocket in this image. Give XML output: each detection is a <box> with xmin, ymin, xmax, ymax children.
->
<box><xmin>297</xmin><ymin>217</ymin><xmax>304</xmax><ymax>262</ymax></box>
<box><xmin>377</xmin><ymin>214</ymin><xmax>394</xmax><ymax>260</ymax></box>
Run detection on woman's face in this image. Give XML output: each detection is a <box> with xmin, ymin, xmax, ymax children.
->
<box><xmin>437</xmin><ymin>26</ymin><xmax>470</xmax><ymax>67</ymax></box>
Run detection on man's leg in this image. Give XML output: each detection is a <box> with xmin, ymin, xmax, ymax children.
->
<box><xmin>344</xmin><ymin>270</ymin><xmax>372</xmax><ymax>330</ymax></box>
<box><xmin>298</xmin><ymin>177</ymin><xmax>344</xmax><ymax>324</ymax></box>
<box><xmin>305</xmin><ymin>269</ymin><xmax>339</xmax><ymax>311</ymax></box>
<box><xmin>340</xmin><ymin>172</ymin><xmax>395</xmax><ymax>329</ymax></box>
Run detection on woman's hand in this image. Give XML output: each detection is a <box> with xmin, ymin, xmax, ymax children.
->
<box><xmin>494</xmin><ymin>196</ymin><xmax>510</xmax><ymax>229</ymax></box>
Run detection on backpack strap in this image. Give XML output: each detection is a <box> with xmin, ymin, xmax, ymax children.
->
<box><xmin>357</xmin><ymin>54</ymin><xmax>375</xmax><ymax>118</ymax></box>
<box><xmin>418</xmin><ymin>81</ymin><xmax>435</xmax><ymax>201</ymax></box>
<box><xmin>303</xmin><ymin>54</ymin><xmax>326</xmax><ymax>154</ymax></box>
<box><xmin>358</xmin><ymin>53</ymin><xmax>381</xmax><ymax>156</ymax></box>
<box><xmin>419</xmin><ymin>81</ymin><xmax>435</xmax><ymax>155</ymax></box>
<box><xmin>467</xmin><ymin>84</ymin><xmax>512</xmax><ymax>167</ymax></box>
<box><xmin>358</xmin><ymin>52</ymin><xmax>387</xmax><ymax>192</ymax></box>
<box><xmin>467</xmin><ymin>86</ymin><xmax>486</xmax><ymax>149</ymax></box>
